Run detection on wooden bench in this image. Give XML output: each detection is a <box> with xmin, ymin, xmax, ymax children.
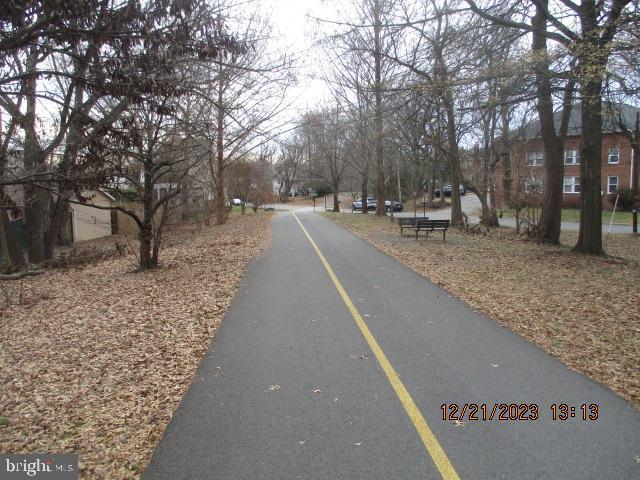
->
<box><xmin>414</xmin><ymin>219</ymin><xmax>450</xmax><ymax>241</ymax></box>
<box><xmin>398</xmin><ymin>217</ymin><xmax>428</xmax><ymax>235</ymax></box>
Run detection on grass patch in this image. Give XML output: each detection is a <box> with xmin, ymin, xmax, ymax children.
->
<box><xmin>322</xmin><ymin>211</ymin><xmax>640</xmax><ymax>407</ymax></box>
<box><xmin>497</xmin><ymin>207</ymin><xmax>635</xmax><ymax>225</ymax></box>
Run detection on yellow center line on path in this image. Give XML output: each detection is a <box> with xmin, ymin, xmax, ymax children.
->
<box><xmin>292</xmin><ymin>211</ymin><xmax>460</xmax><ymax>480</ymax></box>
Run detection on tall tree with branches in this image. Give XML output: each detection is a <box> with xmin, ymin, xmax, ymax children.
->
<box><xmin>190</xmin><ymin>6</ymin><xmax>292</xmax><ymax>225</ymax></box>
<box><xmin>466</xmin><ymin>0</ymin><xmax>634</xmax><ymax>253</ymax></box>
<box><xmin>318</xmin><ymin>0</ymin><xmax>398</xmax><ymax>216</ymax></box>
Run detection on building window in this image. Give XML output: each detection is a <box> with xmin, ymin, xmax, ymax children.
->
<box><xmin>608</xmin><ymin>176</ymin><xmax>619</xmax><ymax>194</ymax></box>
<box><xmin>608</xmin><ymin>146</ymin><xmax>619</xmax><ymax>164</ymax></box>
<box><xmin>524</xmin><ymin>176</ymin><xmax>543</xmax><ymax>194</ymax></box>
<box><xmin>563</xmin><ymin>176</ymin><xmax>580</xmax><ymax>193</ymax></box>
<box><xmin>527</xmin><ymin>152</ymin><xmax>543</xmax><ymax>166</ymax></box>
<box><xmin>564</xmin><ymin>149</ymin><xmax>580</xmax><ymax>165</ymax></box>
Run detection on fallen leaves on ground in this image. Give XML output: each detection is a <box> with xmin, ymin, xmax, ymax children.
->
<box><xmin>323</xmin><ymin>212</ymin><xmax>640</xmax><ymax>408</ymax></box>
<box><xmin>0</xmin><ymin>212</ymin><xmax>272</xmax><ymax>479</ymax></box>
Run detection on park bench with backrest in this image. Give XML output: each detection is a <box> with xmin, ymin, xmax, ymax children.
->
<box><xmin>414</xmin><ymin>219</ymin><xmax>450</xmax><ymax>241</ymax></box>
<box><xmin>398</xmin><ymin>217</ymin><xmax>428</xmax><ymax>235</ymax></box>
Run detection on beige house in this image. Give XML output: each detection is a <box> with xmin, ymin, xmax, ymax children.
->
<box><xmin>70</xmin><ymin>190</ymin><xmax>115</xmax><ymax>242</ymax></box>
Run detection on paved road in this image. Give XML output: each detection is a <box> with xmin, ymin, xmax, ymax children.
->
<box><xmin>144</xmin><ymin>212</ymin><xmax>640</xmax><ymax>479</ymax></box>
<box><xmin>298</xmin><ymin>195</ymin><xmax>635</xmax><ymax>234</ymax></box>
<box><xmin>394</xmin><ymin>197</ymin><xmax>633</xmax><ymax>234</ymax></box>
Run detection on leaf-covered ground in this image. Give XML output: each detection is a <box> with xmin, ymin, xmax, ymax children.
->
<box><xmin>323</xmin><ymin>212</ymin><xmax>640</xmax><ymax>408</ymax></box>
<box><xmin>0</xmin><ymin>212</ymin><xmax>272</xmax><ymax>479</ymax></box>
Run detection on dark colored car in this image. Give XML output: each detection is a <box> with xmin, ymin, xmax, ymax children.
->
<box><xmin>351</xmin><ymin>198</ymin><xmax>377</xmax><ymax>212</ymax></box>
<box><xmin>385</xmin><ymin>200</ymin><xmax>404</xmax><ymax>212</ymax></box>
<box><xmin>434</xmin><ymin>184</ymin><xmax>466</xmax><ymax>198</ymax></box>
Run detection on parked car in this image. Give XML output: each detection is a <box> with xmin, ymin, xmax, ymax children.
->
<box><xmin>385</xmin><ymin>200</ymin><xmax>404</xmax><ymax>212</ymax></box>
<box><xmin>434</xmin><ymin>184</ymin><xmax>466</xmax><ymax>198</ymax></box>
<box><xmin>232</xmin><ymin>198</ymin><xmax>243</xmax><ymax>206</ymax></box>
<box><xmin>351</xmin><ymin>197</ymin><xmax>377</xmax><ymax>212</ymax></box>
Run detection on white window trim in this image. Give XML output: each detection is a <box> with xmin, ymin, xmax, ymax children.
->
<box><xmin>527</xmin><ymin>152</ymin><xmax>544</xmax><ymax>167</ymax></box>
<box><xmin>564</xmin><ymin>149</ymin><xmax>580</xmax><ymax>165</ymax></box>
<box><xmin>563</xmin><ymin>176</ymin><xmax>581</xmax><ymax>194</ymax></box>
<box><xmin>608</xmin><ymin>146</ymin><xmax>620</xmax><ymax>164</ymax></box>
<box><xmin>607</xmin><ymin>176</ymin><xmax>619</xmax><ymax>194</ymax></box>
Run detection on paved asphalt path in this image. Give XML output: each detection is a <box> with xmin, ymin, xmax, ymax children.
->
<box><xmin>143</xmin><ymin>212</ymin><xmax>640</xmax><ymax>479</ymax></box>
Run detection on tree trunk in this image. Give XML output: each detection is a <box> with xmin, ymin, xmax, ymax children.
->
<box><xmin>283</xmin><ymin>175</ymin><xmax>294</xmax><ymax>203</ymax></box>
<box><xmin>138</xmin><ymin>196</ymin><xmax>154</xmax><ymax>271</ymax></box>
<box><xmin>215</xmin><ymin>169</ymin><xmax>226</xmax><ymax>223</ymax></box>
<box><xmin>277</xmin><ymin>179</ymin><xmax>285</xmax><ymax>202</ymax></box>
<box><xmin>152</xmin><ymin>204</ymin><xmax>168</xmax><ymax>266</ymax></box>
<box><xmin>215</xmin><ymin>61</ymin><xmax>226</xmax><ymax>225</ymax></box>
<box><xmin>427</xmin><ymin>176</ymin><xmax>435</xmax><ymax>208</ymax></box>
<box><xmin>444</xmin><ymin>95</ymin><xmax>463</xmax><ymax>226</ymax></box>
<box><xmin>23</xmin><ymin>169</ymin><xmax>48</xmax><ymax>263</ymax></box>
<box><xmin>533</xmin><ymin>1</ymin><xmax>563</xmax><ymax>244</ymax></box>
<box><xmin>435</xmin><ymin>40</ymin><xmax>463</xmax><ymax>225</ymax></box>
<box><xmin>489</xmin><ymin>165</ymin><xmax>499</xmax><ymax>227</ymax></box>
<box><xmin>361</xmin><ymin>162</ymin><xmax>369</xmax><ymax>214</ymax></box>
<box><xmin>480</xmin><ymin>146</ymin><xmax>500</xmax><ymax>228</ymax></box>
<box><xmin>396</xmin><ymin>159</ymin><xmax>402</xmax><ymax>203</ymax></box>
<box><xmin>44</xmin><ymin>194</ymin><xmax>70</xmax><ymax>259</ymax></box>
<box><xmin>574</xmin><ymin>81</ymin><xmax>604</xmax><ymax>254</ymax></box>
<box><xmin>572</xmin><ymin>0</ymin><xmax>614</xmax><ymax>255</ymax></box>
<box><xmin>533</xmin><ymin>1</ymin><xmax>565</xmax><ymax>244</ymax></box>
<box><xmin>138</xmin><ymin>221</ymin><xmax>153</xmax><ymax>271</ymax></box>
<box><xmin>373</xmin><ymin>0</ymin><xmax>385</xmax><ymax>216</ymax></box>
<box><xmin>632</xmin><ymin>112</ymin><xmax>639</xmax><ymax>198</ymax></box>
<box><xmin>333</xmin><ymin>188</ymin><xmax>340</xmax><ymax>212</ymax></box>
<box><xmin>23</xmin><ymin>53</ymin><xmax>48</xmax><ymax>264</ymax></box>
<box><xmin>481</xmin><ymin>205</ymin><xmax>500</xmax><ymax>227</ymax></box>
<box><xmin>500</xmin><ymin>105</ymin><xmax>513</xmax><ymax>207</ymax></box>
<box><xmin>44</xmin><ymin>72</ymin><xmax>85</xmax><ymax>260</ymax></box>
<box><xmin>0</xmin><ymin>207</ymin><xmax>25</xmax><ymax>272</ymax></box>
<box><xmin>138</xmin><ymin>160</ymin><xmax>155</xmax><ymax>271</ymax></box>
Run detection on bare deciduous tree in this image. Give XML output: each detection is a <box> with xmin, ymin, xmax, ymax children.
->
<box><xmin>275</xmin><ymin>135</ymin><xmax>303</xmax><ymax>202</ymax></box>
<box><xmin>467</xmin><ymin>0</ymin><xmax>634</xmax><ymax>253</ymax></box>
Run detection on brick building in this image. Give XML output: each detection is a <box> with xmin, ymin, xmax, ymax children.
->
<box><xmin>493</xmin><ymin>102</ymin><xmax>639</xmax><ymax>209</ymax></box>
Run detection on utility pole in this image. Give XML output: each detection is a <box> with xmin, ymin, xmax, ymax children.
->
<box><xmin>397</xmin><ymin>157</ymin><xmax>402</xmax><ymax>204</ymax></box>
<box><xmin>632</xmin><ymin>112</ymin><xmax>638</xmax><ymax>234</ymax></box>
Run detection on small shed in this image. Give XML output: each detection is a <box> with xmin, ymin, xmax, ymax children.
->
<box><xmin>70</xmin><ymin>190</ymin><xmax>115</xmax><ymax>242</ymax></box>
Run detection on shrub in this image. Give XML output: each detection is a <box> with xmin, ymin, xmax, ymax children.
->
<box><xmin>561</xmin><ymin>195</ymin><xmax>581</xmax><ymax>209</ymax></box>
<box><xmin>608</xmin><ymin>188</ymin><xmax>637</xmax><ymax>211</ymax></box>
<box><xmin>299</xmin><ymin>180</ymin><xmax>332</xmax><ymax>197</ymax></box>
<box><xmin>315</xmin><ymin>183</ymin><xmax>333</xmax><ymax>197</ymax></box>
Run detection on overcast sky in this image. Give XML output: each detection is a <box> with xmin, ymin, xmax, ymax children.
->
<box><xmin>261</xmin><ymin>0</ymin><xmax>338</xmax><ymax>113</ymax></box>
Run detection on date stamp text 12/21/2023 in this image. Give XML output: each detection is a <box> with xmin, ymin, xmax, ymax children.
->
<box><xmin>441</xmin><ymin>403</ymin><xmax>599</xmax><ymax>422</ymax></box>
